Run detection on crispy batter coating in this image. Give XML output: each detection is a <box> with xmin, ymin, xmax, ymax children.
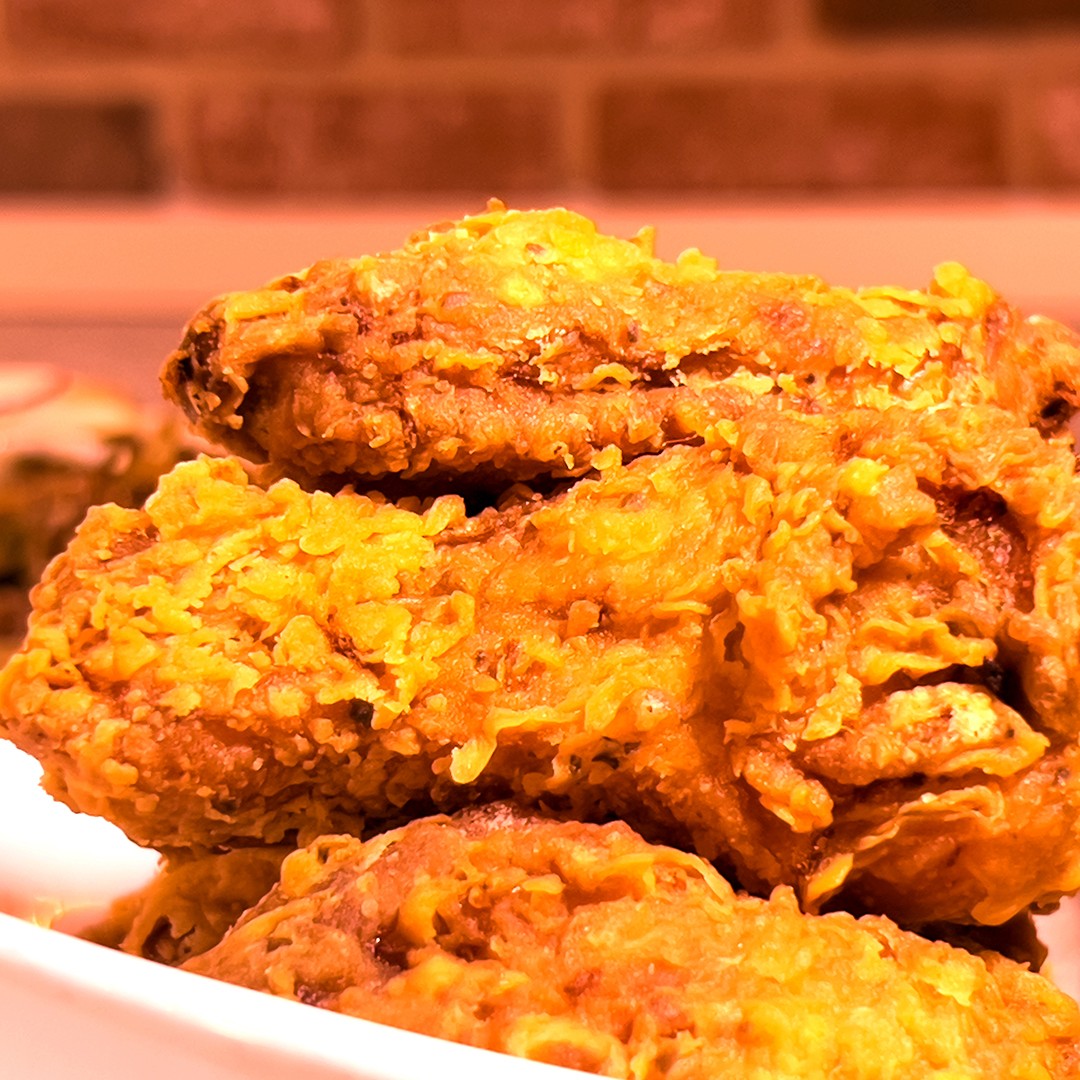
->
<box><xmin>81</xmin><ymin>846</ymin><xmax>290</xmax><ymax>965</ymax></box>
<box><xmin>82</xmin><ymin>843</ymin><xmax>1052</xmax><ymax>974</ymax></box>
<box><xmin>183</xmin><ymin>807</ymin><xmax>1080</xmax><ymax>1079</ymax></box>
<box><xmin>162</xmin><ymin>204</ymin><xmax>1080</xmax><ymax>490</ymax></box>
<box><xmin>6</xmin><ymin>392</ymin><xmax>1080</xmax><ymax>926</ymax></box>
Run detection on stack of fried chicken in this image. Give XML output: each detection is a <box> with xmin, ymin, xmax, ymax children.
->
<box><xmin>3</xmin><ymin>204</ymin><xmax>1080</xmax><ymax>1076</ymax></box>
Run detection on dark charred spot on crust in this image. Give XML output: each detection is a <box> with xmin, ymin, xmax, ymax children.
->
<box><xmin>930</xmin><ymin>485</ymin><xmax>1034</xmax><ymax>611</ymax></box>
<box><xmin>324</xmin><ymin>621</ymin><xmax>372</xmax><ymax>671</ymax></box>
<box><xmin>349</xmin><ymin>699</ymin><xmax>375</xmax><ymax>727</ymax></box>
<box><xmin>142</xmin><ymin>917</ymin><xmax>183</xmax><ymax>963</ymax></box>
<box><xmin>591</xmin><ymin>737</ymin><xmax>640</xmax><ymax>770</ymax></box>
<box><xmin>169</xmin><ymin>324</ymin><xmax>225</xmax><ymax>423</ymax></box>
<box><xmin>440</xmin><ymin>938</ymin><xmax>489</xmax><ymax>963</ymax></box>
<box><xmin>219</xmin><ymin>353</ymin><xmax>311</xmax><ymax>464</ymax></box>
<box><xmin>1036</xmin><ymin>382</ymin><xmax>1077</xmax><ymax>437</ymax></box>
<box><xmin>836</xmin><ymin>431</ymin><xmax>862</xmax><ymax>460</ymax></box>
<box><xmin>388</xmin><ymin>321</ymin><xmax>425</xmax><ymax>348</ymax></box>
<box><xmin>371</xmin><ymin>926</ymin><xmax>410</xmax><ymax>971</ymax></box>
<box><xmin>171</xmin><ymin>352</ymin><xmax>195</xmax><ymax>402</ymax></box>
<box><xmin>636</xmin><ymin>364</ymin><xmax>677</xmax><ymax>389</ymax></box>
<box><xmin>723</xmin><ymin>623</ymin><xmax>745</xmax><ymax>664</ymax></box>
<box><xmin>104</xmin><ymin>525</ymin><xmax>160</xmax><ymax>565</ymax></box>
<box><xmin>460</xmin><ymin>487</ymin><xmax>505</xmax><ymax>517</ymax></box>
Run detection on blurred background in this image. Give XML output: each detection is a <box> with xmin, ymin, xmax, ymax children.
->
<box><xmin>2</xmin><ymin>0</ymin><xmax>1080</xmax><ymax>398</ymax></box>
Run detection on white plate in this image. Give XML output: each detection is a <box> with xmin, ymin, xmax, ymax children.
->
<box><xmin>0</xmin><ymin>740</ymin><xmax>1076</xmax><ymax>1078</ymax></box>
<box><xmin>0</xmin><ymin>741</ymin><xmax>586</xmax><ymax>1080</ymax></box>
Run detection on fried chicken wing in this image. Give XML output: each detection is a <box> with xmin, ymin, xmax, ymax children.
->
<box><xmin>6</xmin><ymin>392</ymin><xmax>1080</xmax><ymax>926</ymax></box>
<box><xmin>182</xmin><ymin>807</ymin><xmax>1080</xmax><ymax>1079</ymax></box>
<box><xmin>162</xmin><ymin>204</ymin><xmax>1080</xmax><ymax>491</ymax></box>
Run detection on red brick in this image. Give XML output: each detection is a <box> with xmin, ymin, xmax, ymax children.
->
<box><xmin>595</xmin><ymin>81</ymin><xmax>1007</xmax><ymax>192</ymax></box>
<box><xmin>1027</xmin><ymin>82</ymin><xmax>1080</xmax><ymax>185</ymax></box>
<box><xmin>0</xmin><ymin>100</ymin><xmax>160</xmax><ymax>194</ymax></box>
<box><xmin>384</xmin><ymin>0</ymin><xmax>774</xmax><ymax>53</ymax></box>
<box><xmin>5</xmin><ymin>0</ymin><xmax>359</xmax><ymax>59</ymax></box>
<box><xmin>385</xmin><ymin>0</ymin><xmax>620</xmax><ymax>54</ymax></box>
<box><xmin>819</xmin><ymin>0</ymin><xmax>1080</xmax><ymax>34</ymax></box>
<box><xmin>624</xmin><ymin>0</ymin><xmax>777</xmax><ymax>50</ymax></box>
<box><xmin>184</xmin><ymin>88</ymin><xmax>564</xmax><ymax>196</ymax></box>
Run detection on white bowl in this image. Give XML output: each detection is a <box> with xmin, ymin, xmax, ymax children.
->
<box><xmin>0</xmin><ymin>739</ymin><xmax>1076</xmax><ymax>1078</ymax></box>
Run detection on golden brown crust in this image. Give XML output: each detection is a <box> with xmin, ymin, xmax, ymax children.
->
<box><xmin>184</xmin><ymin>808</ymin><xmax>1080</xmax><ymax>1079</ymax></box>
<box><xmin>161</xmin><ymin>204</ymin><xmax>1080</xmax><ymax>490</ymax></box>
<box><xmin>6</xmin><ymin>393</ymin><xmax>1080</xmax><ymax>925</ymax></box>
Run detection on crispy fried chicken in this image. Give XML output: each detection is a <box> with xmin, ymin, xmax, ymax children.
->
<box><xmin>5</xmin><ymin>393</ymin><xmax>1080</xmax><ymax>926</ymax></box>
<box><xmin>184</xmin><ymin>806</ymin><xmax>1080</xmax><ymax>1079</ymax></box>
<box><xmin>162</xmin><ymin>204</ymin><xmax>1080</xmax><ymax>493</ymax></box>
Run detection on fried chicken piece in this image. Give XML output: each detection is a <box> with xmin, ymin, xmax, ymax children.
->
<box><xmin>86</xmin><ymin>846</ymin><xmax>1051</xmax><ymax>973</ymax></box>
<box><xmin>183</xmin><ymin>807</ymin><xmax>1080</xmax><ymax>1080</ymax></box>
<box><xmin>162</xmin><ymin>203</ymin><xmax>1080</xmax><ymax>491</ymax></box>
<box><xmin>5</xmin><ymin>395</ymin><xmax>1080</xmax><ymax>927</ymax></box>
<box><xmin>80</xmin><ymin>846</ymin><xmax>290</xmax><ymax>965</ymax></box>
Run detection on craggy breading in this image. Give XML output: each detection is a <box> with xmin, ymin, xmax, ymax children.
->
<box><xmin>6</xmin><ymin>392</ymin><xmax>1080</xmax><ymax>927</ymax></box>
<box><xmin>83</xmin><ymin>846</ymin><xmax>1051</xmax><ymax>974</ymax></box>
<box><xmin>183</xmin><ymin>807</ymin><xmax>1080</xmax><ymax>1080</ymax></box>
<box><xmin>81</xmin><ymin>846</ymin><xmax>290</xmax><ymax>965</ymax></box>
<box><xmin>162</xmin><ymin>203</ymin><xmax>1080</xmax><ymax>491</ymax></box>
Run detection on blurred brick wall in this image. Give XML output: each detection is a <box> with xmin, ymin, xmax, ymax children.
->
<box><xmin>1</xmin><ymin>0</ymin><xmax>1079</xmax><ymax>199</ymax></box>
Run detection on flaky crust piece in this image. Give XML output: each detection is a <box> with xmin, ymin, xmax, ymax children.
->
<box><xmin>184</xmin><ymin>807</ymin><xmax>1080</xmax><ymax>1080</ymax></box>
<box><xmin>162</xmin><ymin>204</ymin><xmax>1080</xmax><ymax>490</ymax></box>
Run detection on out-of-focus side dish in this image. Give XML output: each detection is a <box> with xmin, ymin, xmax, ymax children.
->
<box><xmin>4</xmin><ymin>204</ymin><xmax>1080</xmax><ymax>1077</ymax></box>
<box><xmin>0</xmin><ymin>363</ymin><xmax>182</xmax><ymax>656</ymax></box>
<box><xmin>182</xmin><ymin>806</ymin><xmax>1080</xmax><ymax>1080</ymax></box>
